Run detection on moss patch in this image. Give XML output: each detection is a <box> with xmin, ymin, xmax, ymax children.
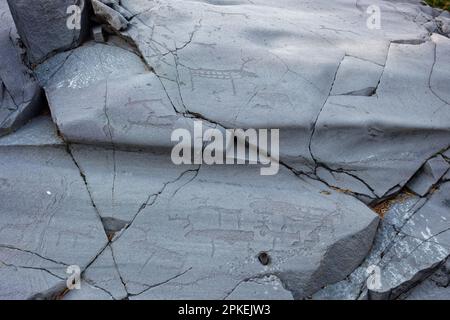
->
<box><xmin>425</xmin><ymin>0</ymin><xmax>450</xmax><ymax>11</ymax></box>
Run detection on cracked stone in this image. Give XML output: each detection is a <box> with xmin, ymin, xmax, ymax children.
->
<box><xmin>92</xmin><ymin>0</ymin><xmax>129</xmax><ymax>32</ymax></box>
<box><xmin>63</xmin><ymin>280</ymin><xmax>116</xmax><ymax>300</ymax></box>
<box><xmin>6</xmin><ymin>0</ymin><xmax>90</xmax><ymax>64</ymax></box>
<box><xmin>312</xmin><ymin>39</ymin><xmax>450</xmax><ymax>198</ymax></box>
<box><xmin>406</xmin><ymin>155</ymin><xmax>450</xmax><ymax>196</ymax></box>
<box><xmin>224</xmin><ymin>275</ymin><xmax>293</xmax><ymax>300</ymax></box>
<box><xmin>108</xmin><ymin>164</ymin><xmax>378</xmax><ymax>299</ymax></box>
<box><xmin>64</xmin><ymin>246</ymin><xmax>128</xmax><ymax>300</ymax></box>
<box><xmin>93</xmin><ymin>25</ymin><xmax>106</xmax><ymax>43</ymax></box>
<box><xmin>103</xmin><ymin>0</ymin><xmax>133</xmax><ymax>20</ymax></box>
<box><xmin>69</xmin><ymin>145</ymin><xmax>199</xmax><ymax>222</ymax></box>
<box><xmin>28</xmin><ymin>0</ymin><xmax>450</xmax><ymax>200</ymax></box>
<box><xmin>311</xmin><ymin>196</ymin><xmax>420</xmax><ymax>300</ymax></box>
<box><xmin>368</xmin><ymin>233</ymin><xmax>448</xmax><ymax>300</ymax></box>
<box><xmin>0</xmin><ymin>115</ymin><xmax>63</xmax><ymax>147</ymax></box>
<box><xmin>0</xmin><ymin>140</ymin><xmax>108</xmax><ymax>299</ymax></box>
<box><xmin>443</xmin><ymin>149</ymin><xmax>450</xmax><ymax>159</ymax></box>
<box><xmin>404</xmin><ymin>279</ymin><xmax>450</xmax><ymax>300</ymax></box>
<box><xmin>0</xmin><ymin>246</ymin><xmax>66</xmax><ymax>300</ymax></box>
<box><xmin>36</xmin><ymin>42</ymin><xmax>224</xmax><ymax>150</ymax></box>
<box><xmin>430</xmin><ymin>34</ymin><xmax>450</xmax><ymax>105</ymax></box>
<box><xmin>424</xmin><ymin>21</ymin><xmax>438</xmax><ymax>33</ymax></box>
<box><xmin>0</xmin><ymin>0</ymin><xmax>43</xmax><ymax>137</ymax></box>
<box><xmin>330</xmin><ymin>56</ymin><xmax>384</xmax><ymax>96</ymax></box>
<box><xmin>35</xmin><ymin>42</ymin><xmax>148</xmax><ymax>89</ymax></box>
<box><xmin>401</xmin><ymin>182</ymin><xmax>450</xmax><ymax>248</ymax></box>
<box><xmin>316</xmin><ymin>166</ymin><xmax>376</xmax><ymax>200</ymax></box>
<box><xmin>314</xmin><ymin>181</ymin><xmax>450</xmax><ymax>300</ymax></box>
<box><xmin>1</xmin><ymin>0</ymin><xmax>450</xmax><ymax>300</ymax></box>
<box><xmin>101</xmin><ymin>217</ymin><xmax>129</xmax><ymax>240</ymax></box>
<box><xmin>120</xmin><ymin>0</ymin><xmax>450</xmax><ymax>197</ymax></box>
<box><xmin>18</xmin><ymin>143</ymin><xmax>378</xmax><ymax>300</ymax></box>
<box><xmin>401</xmin><ymin>256</ymin><xmax>450</xmax><ymax>299</ymax></box>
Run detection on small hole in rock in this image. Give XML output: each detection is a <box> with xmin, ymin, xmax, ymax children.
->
<box><xmin>258</xmin><ymin>251</ymin><xmax>270</xmax><ymax>266</ymax></box>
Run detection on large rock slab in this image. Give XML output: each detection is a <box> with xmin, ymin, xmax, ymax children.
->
<box><xmin>0</xmin><ymin>115</ymin><xmax>63</xmax><ymax>147</ymax></box>
<box><xmin>405</xmin><ymin>279</ymin><xmax>450</xmax><ymax>300</ymax></box>
<box><xmin>403</xmin><ymin>258</ymin><xmax>450</xmax><ymax>300</ymax></box>
<box><xmin>119</xmin><ymin>0</ymin><xmax>447</xmax><ymax>185</ymax></box>
<box><xmin>69</xmin><ymin>145</ymin><xmax>199</xmax><ymax>222</ymax></box>
<box><xmin>330</xmin><ymin>56</ymin><xmax>384</xmax><ymax>96</ymax></box>
<box><xmin>312</xmin><ymin>38</ymin><xmax>450</xmax><ymax>198</ymax></box>
<box><xmin>406</xmin><ymin>155</ymin><xmax>449</xmax><ymax>196</ymax></box>
<box><xmin>0</xmin><ymin>127</ymin><xmax>109</xmax><ymax>299</ymax></box>
<box><xmin>31</xmin><ymin>1</ymin><xmax>450</xmax><ymax>200</ymax></box>
<box><xmin>2</xmin><ymin>0</ymin><xmax>450</xmax><ymax>300</ymax></box>
<box><xmin>312</xmin><ymin>193</ymin><xmax>423</xmax><ymax>300</ymax></box>
<box><xmin>37</xmin><ymin>42</ymin><xmax>222</xmax><ymax>150</ymax></box>
<box><xmin>314</xmin><ymin>181</ymin><xmax>450</xmax><ymax>300</ymax></box>
<box><xmin>0</xmin><ymin>246</ymin><xmax>66</xmax><ymax>300</ymax></box>
<box><xmin>35</xmin><ymin>42</ymin><xmax>148</xmax><ymax>89</ymax></box>
<box><xmin>106</xmin><ymin>164</ymin><xmax>378</xmax><ymax>299</ymax></box>
<box><xmin>63</xmin><ymin>142</ymin><xmax>380</xmax><ymax>299</ymax></box>
<box><xmin>63</xmin><ymin>246</ymin><xmax>128</xmax><ymax>300</ymax></box>
<box><xmin>400</xmin><ymin>182</ymin><xmax>450</xmax><ymax>249</ymax></box>
<box><xmin>91</xmin><ymin>0</ymin><xmax>129</xmax><ymax>31</ymax></box>
<box><xmin>0</xmin><ymin>0</ymin><xmax>43</xmax><ymax>137</ymax></box>
<box><xmin>6</xmin><ymin>0</ymin><xmax>90</xmax><ymax>64</ymax></box>
<box><xmin>224</xmin><ymin>275</ymin><xmax>294</xmax><ymax>300</ymax></box>
<box><xmin>0</xmin><ymin>117</ymin><xmax>379</xmax><ymax>299</ymax></box>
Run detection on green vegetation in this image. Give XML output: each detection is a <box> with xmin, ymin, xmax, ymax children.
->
<box><xmin>426</xmin><ymin>0</ymin><xmax>450</xmax><ymax>11</ymax></box>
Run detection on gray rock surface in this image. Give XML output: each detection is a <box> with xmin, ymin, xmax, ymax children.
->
<box><xmin>109</xmin><ymin>165</ymin><xmax>378</xmax><ymax>299</ymax></box>
<box><xmin>0</xmin><ymin>144</ymin><xmax>109</xmax><ymax>299</ymax></box>
<box><xmin>0</xmin><ymin>115</ymin><xmax>63</xmax><ymax>147</ymax></box>
<box><xmin>223</xmin><ymin>275</ymin><xmax>294</xmax><ymax>300</ymax></box>
<box><xmin>121</xmin><ymin>0</ymin><xmax>450</xmax><ymax>189</ymax></box>
<box><xmin>407</xmin><ymin>155</ymin><xmax>449</xmax><ymax>196</ymax></box>
<box><xmin>36</xmin><ymin>42</ymin><xmax>222</xmax><ymax>150</ymax></box>
<box><xmin>404</xmin><ymin>279</ymin><xmax>450</xmax><ymax>300</ymax></box>
<box><xmin>92</xmin><ymin>0</ymin><xmax>129</xmax><ymax>31</ymax></box>
<box><xmin>92</xmin><ymin>26</ymin><xmax>106</xmax><ymax>43</ymax></box>
<box><xmin>1</xmin><ymin>0</ymin><xmax>450</xmax><ymax>300</ymax></box>
<box><xmin>314</xmin><ymin>181</ymin><xmax>450</xmax><ymax>300</ymax></box>
<box><xmin>312</xmin><ymin>194</ymin><xmax>423</xmax><ymax>300</ymax></box>
<box><xmin>68</xmin><ymin>246</ymin><xmax>128</xmax><ymax>300</ymax></box>
<box><xmin>6</xmin><ymin>0</ymin><xmax>90</xmax><ymax>64</ymax></box>
<box><xmin>312</xmin><ymin>37</ymin><xmax>450</xmax><ymax>198</ymax></box>
<box><xmin>330</xmin><ymin>56</ymin><xmax>383</xmax><ymax>96</ymax></box>
<box><xmin>35</xmin><ymin>42</ymin><xmax>148</xmax><ymax>89</ymax></box>
<box><xmin>24</xmin><ymin>0</ymin><xmax>450</xmax><ymax>200</ymax></box>
<box><xmin>69</xmin><ymin>145</ymin><xmax>199</xmax><ymax>222</ymax></box>
<box><xmin>0</xmin><ymin>117</ymin><xmax>380</xmax><ymax>299</ymax></box>
<box><xmin>443</xmin><ymin>149</ymin><xmax>450</xmax><ymax>160</ymax></box>
<box><xmin>0</xmin><ymin>0</ymin><xmax>43</xmax><ymax>137</ymax></box>
<box><xmin>403</xmin><ymin>258</ymin><xmax>450</xmax><ymax>300</ymax></box>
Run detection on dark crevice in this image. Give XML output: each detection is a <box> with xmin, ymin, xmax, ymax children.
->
<box><xmin>335</xmin><ymin>87</ymin><xmax>377</xmax><ymax>97</ymax></box>
<box><xmin>308</xmin><ymin>53</ymin><xmax>346</xmax><ymax>173</ymax></box>
<box><xmin>128</xmin><ymin>267</ymin><xmax>193</xmax><ymax>297</ymax></box>
<box><xmin>28</xmin><ymin>281</ymin><xmax>69</xmax><ymax>300</ymax></box>
<box><xmin>371</xmin><ymin>42</ymin><xmax>391</xmax><ymax>97</ymax></box>
<box><xmin>109</xmin><ymin>244</ymin><xmax>130</xmax><ymax>298</ymax></box>
<box><xmin>65</xmin><ymin>143</ymin><xmax>108</xmax><ymax>238</ymax></box>
<box><xmin>0</xmin><ymin>244</ymin><xmax>68</xmax><ymax>266</ymax></box>
<box><xmin>391</xmin><ymin>39</ymin><xmax>427</xmax><ymax>45</ymax></box>
<box><xmin>112</xmin><ymin>166</ymin><xmax>202</xmax><ymax>244</ymax></box>
<box><xmin>82</xmin><ymin>276</ymin><xmax>117</xmax><ymax>300</ymax></box>
<box><xmin>0</xmin><ymin>260</ymin><xmax>65</xmax><ymax>281</ymax></box>
<box><xmin>101</xmin><ymin>217</ymin><xmax>130</xmax><ymax>241</ymax></box>
<box><xmin>429</xmin><ymin>41</ymin><xmax>450</xmax><ymax>106</ymax></box>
